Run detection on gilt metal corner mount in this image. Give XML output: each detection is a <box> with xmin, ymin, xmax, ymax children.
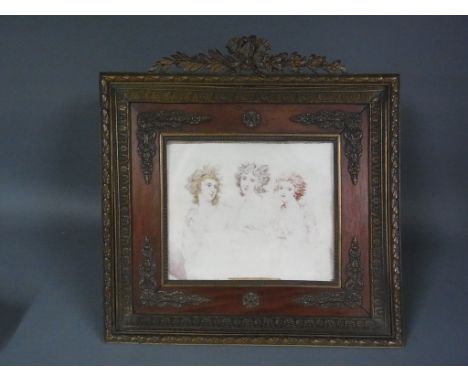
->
<box><xmin>291</xmin><ymin>110</ymin><xmax>363</xmax><ymax>185</ymax></box>
<box><xmin>138</xmin><ymin>237</ymin><xmax>210</xmax><ymax>308</ymax></box>
<box><xmin>296</xmin><ymin>237</ymin><xmax>363</xmax><ymax>308</ymax></box>
<box><xmin>137</xmin><ymin>111</ymin><xmax>211</xmax><ymax>184</ymax></box>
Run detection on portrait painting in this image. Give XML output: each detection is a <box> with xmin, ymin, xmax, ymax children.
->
<box><xmin>165</xmin><ymin>139</ymin><xmax>337</xmax><ymax>282</ymax></box>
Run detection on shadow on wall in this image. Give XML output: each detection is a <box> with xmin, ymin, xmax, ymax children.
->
<box><xmin>0</xmin><ymin>92</ymin><xmax>103</xmax><ymax>353</ymax></box>
<box><xmin>44</xmin><ymin>96</ymin><xmax>103</xmax><ymax>338</ymax></box>
<box><xmin>400</xmin><ymin>103</ymin><xmax>442</xmax><ymax>343</ymax></box>
<box><xmin>52</xmin><ymin>96</ymin><xmax>101</xmax><ymax>206</ymax></box>
<box><xmin>0</xmin><ymin>300</ymin><xmax>31</xmax><ymax>352</ymax></box>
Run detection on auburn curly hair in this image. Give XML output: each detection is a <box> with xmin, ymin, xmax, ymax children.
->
<box><xmin>274</xmin><ymin>173</ymin><xmax>307</xmax><ymax>201</ymax></box>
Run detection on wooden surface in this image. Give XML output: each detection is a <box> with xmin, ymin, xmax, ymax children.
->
<box><xmin>130</xmin><ymin>103</ymin><xmax>370</xmax><ymax>317</ymax></box>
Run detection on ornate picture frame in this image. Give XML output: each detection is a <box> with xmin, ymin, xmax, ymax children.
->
<box><xmin>100</xmin><ymin>36</ymin><xmax>402</xmax><ymax>346</ymax></box>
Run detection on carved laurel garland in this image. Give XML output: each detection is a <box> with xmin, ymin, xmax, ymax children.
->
<box><xmin>290</xmin><ymin>110</ymin><xmax>363</xmax><ymax>185</ymax></box>
<box><xmin>137</xmin><ymin>111</ymin><xmax>211</xmax><ymax>184</ymax></box>
<box><xmin>296</xmin><ymin>237</ymin><xmax>363</xmax><ymax>308</ymax></box>
<box><xmin>138</xmin><ymin>237</ymin><xmax>210</xmax><ymax>308</ymax></box>
<box><xmin>150</xmin><ymin>36</ymin><xmax>346</xmax><ymax>75</ymax></box>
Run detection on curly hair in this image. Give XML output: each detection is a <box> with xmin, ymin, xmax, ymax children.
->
<box><xmin>274</xmin><ymin>173</ymin><xmax>307</xmax><ymax>201</ymax></box>
<box><xmin>235</xmin><ymin>163</ymin><xmax>270</xmax><ymax>196</ymax></box>
<box><xmin>185</xmin><ymin>165</ymin><xmax>221</xmax><ymax>205</ymax></box>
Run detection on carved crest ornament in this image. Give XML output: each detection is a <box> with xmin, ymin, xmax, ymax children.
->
<box><xmin>150</xmin><ymin>35</ymin><xmax>347</xmax><ymax>74</ymax></box>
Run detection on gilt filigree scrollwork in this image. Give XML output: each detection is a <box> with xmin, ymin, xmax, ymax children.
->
<box><xmin>138</xmin><ymin>236</ymin><xmax>210</xmax><ymax>308</ymax></box>
<box><xmin>150</xmin><ymin>35</ymin><xmax>346</xmax><ymax>75</ymax></box>
<box><xmin>137</xmin><ymin>111</ymin><xmax>211</xmax><ymax>184</ymax></box>
<box><xmin>290</xmin><ymin>110</ymin><xmax>363</xmax><ymax>185</ymax></box>
<box><xmin>296</xmin><ymin>237</ymin><xmax>363</xmax><ymax>308</ymax></box>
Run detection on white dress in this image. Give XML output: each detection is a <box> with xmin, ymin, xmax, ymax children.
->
<box><xmin>270</xmin><ymin>202</ymin><xmax>323</xmax><ymax>280</ymax></box>
<box><xmin>181</xmin><ymin>203</ymin><xmax>231</xmax><ymax>280</ymax></box>
<box><xmin>226</xmin><ymin>194</ymin><xmax>276</xmax><ymax>279</ymax></box>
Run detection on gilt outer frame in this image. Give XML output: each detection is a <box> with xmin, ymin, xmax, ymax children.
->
<box><xmin>100</xmin><ymin>72</ymin><xmax>402</xmax><ymax>347</ymax></box>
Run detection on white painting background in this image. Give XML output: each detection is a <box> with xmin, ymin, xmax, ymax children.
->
<box><xmin>167</xmin><ymin>141</ymin><xmax>335</xmax><ymax>281</ymax></box>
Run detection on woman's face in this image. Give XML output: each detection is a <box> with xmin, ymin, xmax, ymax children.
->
<box><xmin>277</xmin><ymin>180</ymin><xmax>295</xmax><ymax>204</ymax></box>
<box><xmin>240</xmin><ymin>171</ymin><xmax>256</xmax><ymax>196</ymax></box>
<box><xmin>199</xmin><ymin>178</ymin><xmax>218</xmax><ymax>203</ymax></box>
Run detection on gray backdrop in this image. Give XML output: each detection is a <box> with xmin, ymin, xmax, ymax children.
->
<box><xmin>0</xmin><ymin>16</ymin><xmax>467</xmax><ymax>365</ymax></box>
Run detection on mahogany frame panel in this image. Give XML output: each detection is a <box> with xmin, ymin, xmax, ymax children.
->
<box><xmin>100</xmin><ymin>74</ymin><xmax>402</xmax><ymax>346</ymax></box>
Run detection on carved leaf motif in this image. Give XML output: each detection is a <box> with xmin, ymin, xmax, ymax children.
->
<box><xmin>290</xmin><ymin>110</ymin><xmax>363</xmax><ymax>185</ymax></box>
<box><xmin>149</xmin><ymin>35</ymin><xmax>347</xmax><ymax>75</ymax></box>
<box><xmin>146</xmin><ymin>290</ymin><xmax>211</xmax><ymax>308</ymax></box>
<box><xmin>139</xmin><ymin>237</ymin><xmax>157</xmax><ymax>290</ymax></box>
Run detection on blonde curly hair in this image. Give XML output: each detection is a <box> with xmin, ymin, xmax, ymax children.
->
<box><xmin>186</xmin><ymin>165</ymin><xmax>221</xmax><ymax>205</ymax></box>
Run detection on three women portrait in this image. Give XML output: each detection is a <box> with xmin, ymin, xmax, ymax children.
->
<box><xmin>166</xmin><ymin>141</ymin><xmax>335</xmax><ymax>281</ymax></box>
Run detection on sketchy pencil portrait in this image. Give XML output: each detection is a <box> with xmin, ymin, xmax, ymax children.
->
<box><xmin>166</xmin><ymin>140</ymin><xmax>336</xmax><ymax>282</ymax></box>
